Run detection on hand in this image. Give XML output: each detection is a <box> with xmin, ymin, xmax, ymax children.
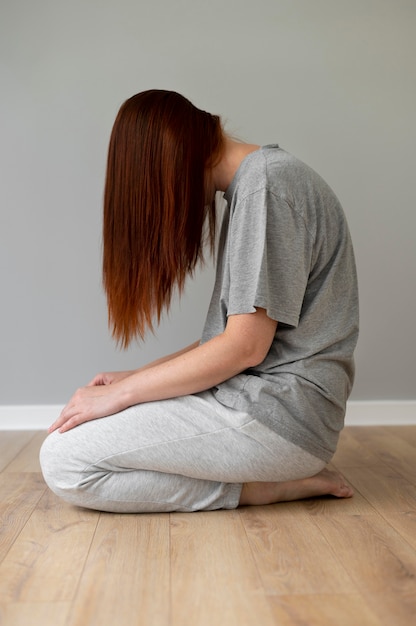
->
<box><xmin>48</xmin><ymin>381</ymin><xmax>129</xmax><ymax>434</ymax></box>
<box><xmin>87</xmin><ymin>370</ymin><xmax>136</xmax><ymax>386</ymax></box>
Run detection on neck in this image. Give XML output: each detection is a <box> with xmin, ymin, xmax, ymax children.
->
<box><xmin>213</xmin><ymin>138</ymin><xmax>260</xmax><ymax>192</ymax></box>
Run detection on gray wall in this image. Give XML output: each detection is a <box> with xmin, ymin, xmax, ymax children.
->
<box><xmin>1</xmin><ymin>0</ymin><xmax>415</xmax><ymax>405</ymax></box>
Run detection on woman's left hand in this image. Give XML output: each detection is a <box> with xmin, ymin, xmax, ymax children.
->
<box><xmin>48</xmin><ymin>383</ymin><xmax>128</xmax><ymax>434</ymax></box>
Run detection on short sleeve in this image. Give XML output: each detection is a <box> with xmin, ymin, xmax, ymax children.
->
<box><xmin>227</xmin><ymin>189</ymin><xmax>312</xmax><ymax>326</ymax></box>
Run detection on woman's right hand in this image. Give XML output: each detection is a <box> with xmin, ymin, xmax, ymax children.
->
<box><xmin>87</xmin><ymin>370</ymin><xmax>136</xmax><ymax>387</ymax></box>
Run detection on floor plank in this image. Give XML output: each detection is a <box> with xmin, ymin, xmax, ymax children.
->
<box><xmin>314</xmin><ymin>513</ymin><xmax>416</xmax><ymax>626</ymax></box>
<box><xmin>66</xmin><ymin>512</ymin><xmax>171</xmax><ymax>626</ymax></box>
<box><xmin>240</xmin><ymin>504</ymin><xmax>356</xmax><ymax>596</ymax></box>
<box><xmin>170</xmin><ymin>510</ymin><xmax>275</xmax><ymax>626</ymax></box>
<box><xmin>390</xmin><ymin>425</ymin><xmax>416</xmax><ymax>448</ymax></box>
<box><xmin>269</xmin><ymin>594</ymin><xmax>382</xmax><ymax>626</ymax></box>
<box><xmin>331</xmin><ymin>428</ymin><xmax>381</xmax><ymax>468</ymax></box>
<box><xmin>3</xmin><ymin>431</ymin><xmax>48</xmax><ymax>473</ymax></box>
<box><xmin>380</xmin><ymin>511</ymin><xmax>416</xmax><ymax>551</ymax></box>
<box><xmin>0</xmin><ymin>431</ymin><xmax>38</xmax><ymax>472</ymax></box>
<box><xmin>341</xmin><ymin>464</ymin><xmax>416</xmax><ymax>515</ymax></box>
<box><xmin>0</xmin><ymin>489</ymin><xmax>99</xmax><ymax>602</ymax></box>
<box><xmin>0</xmin><ymin>602</ymin><xmax>71</xmax><ymax>626</ymax></box>
<box><xmin>346</xmin><ymin>427</ymin><xmax>416</xmax><ymax>485</ymax></box>
<box><xmin>344</xmin><ymin>463</ymin><xmax>416</xmax><ymax>552</ymax></box>
<box><xmin>0</xmin><ymin>472</ymin><xmax>46</xmax><ymax>562</ymax></box>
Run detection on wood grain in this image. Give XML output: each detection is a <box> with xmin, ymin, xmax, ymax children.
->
<box><xmin>240</xmin><ymin>504</ymin><xmax>356</xmax><ymax>596</ymax></box>
<box><xmin>0</xmin><ymin>431</ymin><xmax>38</xmax><ymax>472</ymax></box>
<box><xmin>0</xmin><ymin>489</ymin><xmax>98</xmax><ymax>602</ymax></box>
<box><xmin>66</xmin><ymin>513</ymin><xmax>171</xmax><ymax>626</ymax></box>
<box><xmin>331</xmin><ymin>428</ymin><xmax>381</xmax><ymax>468</ymax></box>
<box><xmin>0</xmin><ymin>472</ymin><xmax>46</xmax><ymax>562</ymax></box>
<box><xmin>346</xmin><ymin>427</ymin><xmax>416</xmax><ymax>485</ymax></box>
<box><xmin>170</xmin><ymin>510</ymin><xmax>275</xmax><ymax>626</ymax></box>
<box><xmin>391</xmin><ymin>425</ymin><xmax>416</xmax><ymax>447</ymax></box>
<box><xmin>314</xmin><ymin>513</ymin><xmax>416</xmax><ymax>625</ymax></box>
<box><xmin>341</xmin><ymin>464</ymin><xmax>416</xmax><ymax>514</ymax></box>
<box><xmin>3</xmin><ymin>431</ymin><xmax>48</xmax><ymax>473</ymax></box>
<box><xmin>269</xmin><ymin>594</ymin><xmax>382</xmax><ymax>626</ymax></box>
<box><xmin>0</xmin><ymin>602</ymin><xmax>71</xmax><ymax>626</ymax></box>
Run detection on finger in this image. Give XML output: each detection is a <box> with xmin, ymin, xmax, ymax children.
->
<box><xmin>86</xmin><ymin>374</ymin><xmax>104</xmax><ymax>387</ymax></box>
<box><xmin>48</xmin><ymin>403</ymin><xmax>78</xmax><ymax>433</ymax></box>
<box><xmin>58</xmin><ymin>414</ymin><xmax>83</xmax><ymax>433</ymax></box>
<box><xmin>48</xmin><ymin>413</ymin><xmax>69</xmax><ymax>433</ymax></box>
<box><xmin>49</xmin><ymin>409</ymin><xmax>85</xmax><ymax>434</ymax></box>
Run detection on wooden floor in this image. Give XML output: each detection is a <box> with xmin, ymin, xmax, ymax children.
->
<box><xmin>0</xmin><ymin>426</ymin><xmax>415</xmax><ymax>626</ymax></box>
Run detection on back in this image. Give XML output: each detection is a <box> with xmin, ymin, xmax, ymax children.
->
<box><xmin>201</xmin><ymin>146</ymin><xmax>359</xmax><ymax>461</ymax></box>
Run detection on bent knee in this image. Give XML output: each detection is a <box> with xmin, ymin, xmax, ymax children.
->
<box><xmin>40</xmin><ymin>431</ymin><xmax>85</xmax><ymax>500</ymax></box>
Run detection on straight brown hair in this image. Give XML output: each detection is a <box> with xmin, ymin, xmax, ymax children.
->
<box><xmin>103</xmin><ymin>90</ymin><xmax>224</xmax><ymax>348</ymax></box>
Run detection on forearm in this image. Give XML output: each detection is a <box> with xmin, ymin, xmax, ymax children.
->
<box><xmin>134</xmin><ymin>340</ymin><xmax>201</xmax><ymax>373</ymax></box>
<box><xmin>117</xmin><ymin>333</ymin><xmax>251</xmax><ymax>407</ymax></box>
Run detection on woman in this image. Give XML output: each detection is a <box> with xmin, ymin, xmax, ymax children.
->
<box><xmin>40</xmin><ymin>90</ymin><xmax>358</xmax><ymax>512</ymax></box>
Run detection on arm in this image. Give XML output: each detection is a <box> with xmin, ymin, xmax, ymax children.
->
<box><xmin>50</xmin><ymin>308</ymin><xmax>277</xmax><ymax>433</ymax></box>
<box><xmin>87</xmin><ymin>340</ymin><xmax>201</xmax><ymax>386</ymax></box>
<box><xmin>135</xmin><ymin>340</ymin><xmax>201</xmax><ymax>371</ymax></box>
<box><xmin>123</xmin><ymin>308</ymin><xmax>277</xmax><ymax>402</ymax></box>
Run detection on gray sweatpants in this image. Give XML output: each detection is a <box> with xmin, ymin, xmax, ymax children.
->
<box><xmin>39</xmin><ymin>389</ymin><xmax>325</xmax><ymax>513</ymax></box>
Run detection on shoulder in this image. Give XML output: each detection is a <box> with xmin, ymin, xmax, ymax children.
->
<box><xmin>225</xmin><ymin>146</ymin><xmax>318</xmax><ymax>204</ymax></box>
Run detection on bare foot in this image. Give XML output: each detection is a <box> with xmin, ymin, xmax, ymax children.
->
<box><xmin>239</xmin><ymin>468</ymin><xmax>354</xmax><ymax>506</ymax></box>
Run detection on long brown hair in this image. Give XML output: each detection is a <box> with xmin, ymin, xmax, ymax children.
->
<box><xmin>103</xmin><ymin>90</ymin><xmax>224</xmax><ymax>348</ymax></box>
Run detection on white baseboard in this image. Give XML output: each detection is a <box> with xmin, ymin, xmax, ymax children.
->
<box><xmin>0</xmin><ymin>401</ymin><xmax>415</xmax><ymax>430</ymax></box>
<box><xmin>345</xmin><ymin>400</ymin><xmax>416</xmax><ymax>425</ymax></box>
<box><xmin>0</xmin><ymin>405</ymin><xmax>64</xmax><ymax>430</ymax></box>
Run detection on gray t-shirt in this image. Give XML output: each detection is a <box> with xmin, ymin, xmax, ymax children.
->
<box><xmin>201</xmin><ymin>145</ymin><xmax>359</xmax><ymax>461</ymax></box>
